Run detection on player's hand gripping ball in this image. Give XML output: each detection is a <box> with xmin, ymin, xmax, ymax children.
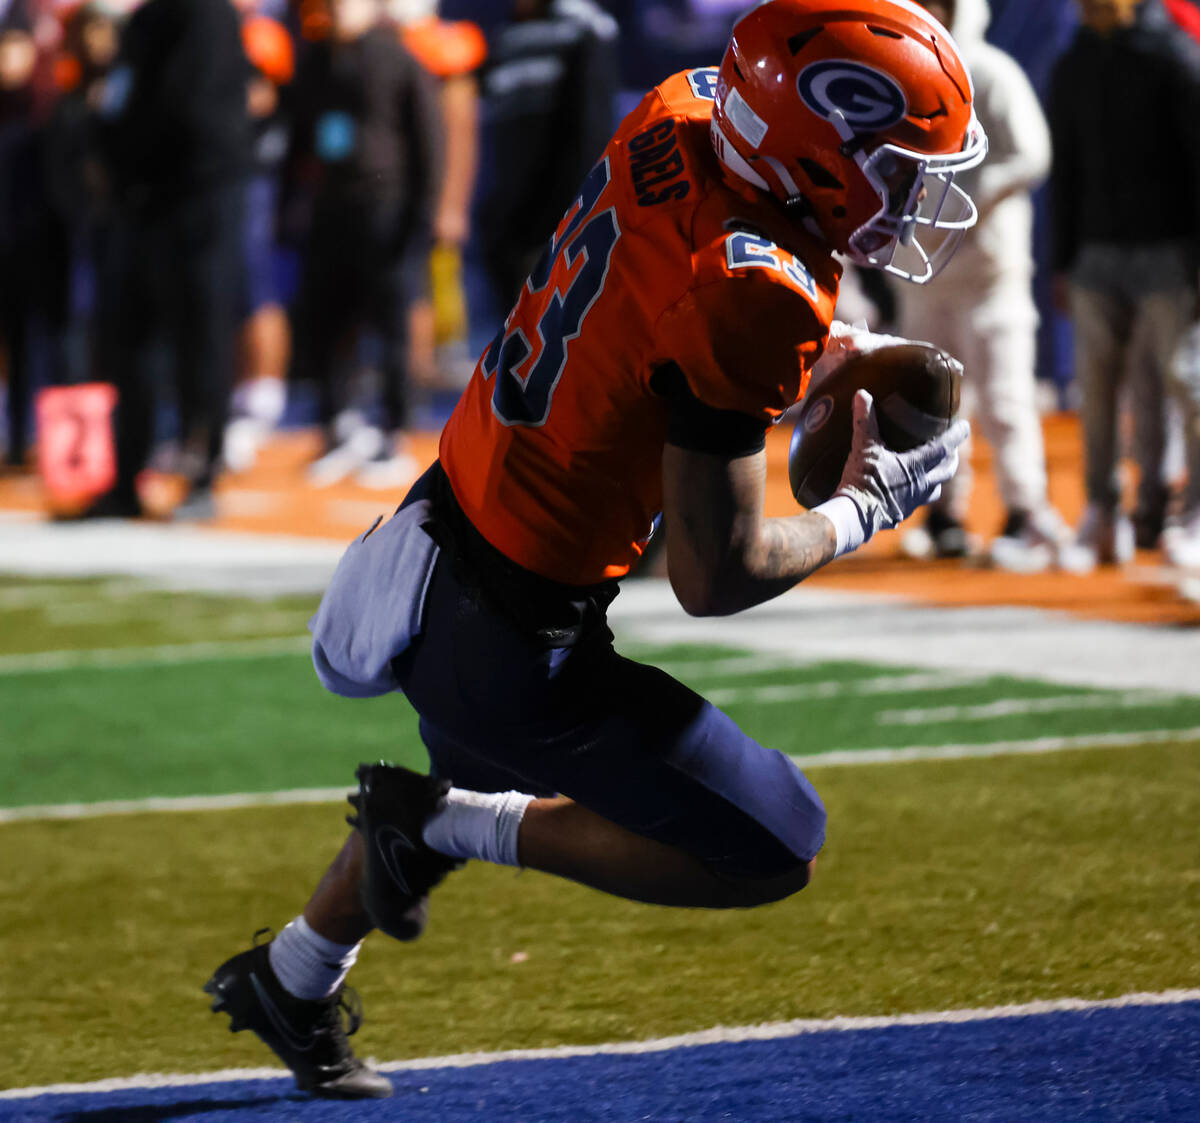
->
<box><xmin>788</xmin><ymin>342</ymin><xmax>962</xmax><ymax>508</ymax></box>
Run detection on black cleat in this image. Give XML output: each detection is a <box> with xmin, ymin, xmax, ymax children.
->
<box><xmin>348</xmin><ymin>762</ymin><xmax>462</xmax><ymax>941</ymax></box>
<box><xmin>203</xmin><ymin>930</ymin><xmax>392</xmax><ymax>1099</ymax></box>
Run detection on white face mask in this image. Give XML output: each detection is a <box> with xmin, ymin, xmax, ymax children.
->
<box><xmin>834</xmin><ymin>109</ymin><xmax>989</xmax><ymax>284</ymax></box>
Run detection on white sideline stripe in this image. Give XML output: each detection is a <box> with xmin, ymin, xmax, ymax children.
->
<box><xmin>788</xmin><ymin>725</ymin><xmax>1200</xmax><ymax>768</ymax></box>
<box><xmin>878</xmin><ymin>690</ymin><xmax>1179</xmax><ymax>725</ymax></box>
<box><xmin>612</xmin><ymin>579</ymin><xmax>1200</xmax><ymax>698</ymax></box>
<box><xmin>0</xmin><ymin>787</ymin><xmax>352</xmax><ymax>824</ymax></box>
<box><xmin>2</xmin><ymin>988</ymin><xmax>1197</xmax><ymax>1100</ymax></box>
<box><xmin>706</xmin><ymin>670</ymin><xmax>985</xmax><ymax>706</ymax></box>
<box><xmin>6</xmin><ymin>726</ymin><xmax>1199</xmax><ymax>824</ymax></box>
<box><xmin>0</xmin><ymin>635</ymin><xmax>312</xmax><ymax>675</ymax></box>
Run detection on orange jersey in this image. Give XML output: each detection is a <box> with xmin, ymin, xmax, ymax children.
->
<box><xmin>440</xmin><ymin>68</ymin><xmax>841</xmax><ymax>586</ymax></box>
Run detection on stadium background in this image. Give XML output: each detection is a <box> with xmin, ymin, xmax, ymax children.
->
<box><xmin>1</xmin><ymin>0</ymin><xmax>1199</xmax><ymax>1119</ymax></box>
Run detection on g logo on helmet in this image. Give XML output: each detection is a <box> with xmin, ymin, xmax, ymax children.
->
<box><xmin>797</xmin><ymin>60</ymin><xmax>907</xmax><ymax>129</ymax></box>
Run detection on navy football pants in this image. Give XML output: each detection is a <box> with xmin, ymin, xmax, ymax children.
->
<box><xmin>391</xmin><ymin>542</ymin><xmax>827</xmax><ymax>879</ymax></box>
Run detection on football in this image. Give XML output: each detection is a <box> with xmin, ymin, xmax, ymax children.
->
<box><xmin>788</xmin><ymin>342</ymin><xmax>962</xmax><ymax>509</ymax></box>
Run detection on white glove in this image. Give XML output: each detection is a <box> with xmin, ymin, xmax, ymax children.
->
<box><xmin>815</xmin><ymin>389</ymin><xmax>970</xmax><ymax>558</ymax></box>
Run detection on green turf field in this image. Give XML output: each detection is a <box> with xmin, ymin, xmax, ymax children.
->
<box><xmin>1</xmin><ymin>576</ymin><xmax>1198</xmax><ymax>1091</ymax></box>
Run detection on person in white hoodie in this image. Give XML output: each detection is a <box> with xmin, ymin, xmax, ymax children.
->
<box><xmin>897</xmin><ymin>0</ymin><xmax>1075</xmax><ymax>572</ymax></box>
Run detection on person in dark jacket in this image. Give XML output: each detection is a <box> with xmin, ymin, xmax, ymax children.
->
<box><xmin>222</xmin><ymin>10</ymin><xmax>296</xmax><ymax>475</ymax></box>
<box><xmin>472</xmin><ymin>0</ymin><xmax>618</xmax><ymax>319</ymax></box>
<box><xmin>88</xmin><ymin>0</ymin><xmax>252</xmax><ymax>519</ymax></box>
<box><xmin>284</xmin><ymin>0</ymin><xmax>443</xmax><ymax>490</ymax></box>
<box><xmin>41</xmin><ymin>1</ymin><xmax>120</xmax><ymax>389</ymax></box>
<box><xmin>1049</xmin><ymin>0</ymin><xmax>1200</xmax><ymax>566</ymax></box>
<box><xmin>0</xmin><ymin>0</ymin><xmax>46</xmax><ymax>469</ymax></box>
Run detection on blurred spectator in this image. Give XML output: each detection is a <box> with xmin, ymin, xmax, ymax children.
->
<box><xmin>0</xmin><ymin>0</ymin><xmax>44</xmax><ymax>468</ymax></box>
<box><xmin>987</xmin><ymin>0</ymin><xmax>1080</xmax><ymax>96</ymax></box>
<box><xmin>41</xmin><ymin>0</ymin><xmax>119</xmax><ymax>389</ymax></box>
<box><xmin>471</xmin><ymin>0</ymin><xmax>618</xmax><ymax>320</ymax></box>
<box><xmin>1049</xmin><ymin>0</ymin><xmax>1200</xmax><ymax>567</ymax></box>
<box><xmin>223</xmin><ymin>5</ymin><xmax>295</xmax><ymax>473</ymax></box>
<box><xmin>283</xmin><ymin>0</ymin><xmax>442</xmax><ymax>489</ymax></box>
<box><xmin>594</xmin><ymin>0</ymin><xmax>741</xmax><ymax>97</ymax></box>
<box><xmin>897</xmin><ymin>0</ymin><xmax>1075</xmax><ymax>572</ymax></box>
<box><xmin>1167</xmin><ymin>314</ymin><xmax>1200</xmax><ymax>568</ymax></box>
<box><xmin>393</xmin><ymin>0</ymin><xmax>487</xmax><ymax>388</ymax></box>
<box><xmin>89</xmin><ymin>0</ymin><xmax>252</xmax><ymax>519</ymax></box>
<box><xmin>0</xmin><ymin>0</ymin><xmax>38</xmax><ymax>123</ymax></box>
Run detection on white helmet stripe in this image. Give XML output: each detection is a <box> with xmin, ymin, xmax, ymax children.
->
<box><xmin>710</xmin><ymin>119</ymin><xmax>771</xmax><ymax>191</ymax></box>
<box><xmin>761</xmin><ymin>155</ymin><xmax>803</xmax><ymax>200</ymax></box>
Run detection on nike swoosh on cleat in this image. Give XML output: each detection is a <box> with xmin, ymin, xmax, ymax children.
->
<box><xmin>375</xmin><ymin>825</ymin><xmax>417</xmax><ymax>897</ymax></box>
<box><xmin>249</xmin><ymin>973</ymin><xmax>319</xmax><ymax>1054</ymax></box>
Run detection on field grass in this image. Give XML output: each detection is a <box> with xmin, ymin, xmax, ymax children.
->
<box><xmin>1</xmin><ymin>575</ymin><xmax>1198</xmax><ymax>1092</ymax></box>
<box><xmin>0</xmin><ymin>577</ymin><xmax>319</xmax><ymax>654</ymax></box>
<box><xmin>2</xmin><ymin>741</ymin><xmax>1198</xmax><ymax>1089</ymax></box>
<box><xmin>6</xmin><ymin>639</ymin><xmax>1200</xmax><ymax>808</ymax></box>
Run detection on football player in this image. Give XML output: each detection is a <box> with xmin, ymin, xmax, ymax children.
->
<box><xmin>205</xmin><ymin>0</ymin><xmax>985</xmax><ymax>1098</ymax></box>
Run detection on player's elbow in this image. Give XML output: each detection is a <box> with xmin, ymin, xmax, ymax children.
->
<box><xmin>667</xmin><ymin>557</ymin><xmax>745</xmax><ymax>617</ymax></box>
<box><xmin>672</xmin><ymin>582</ymin><xmax>722</xmax><ymax>618</ymax></box>
<box><xmin>667</xmin><ymin>554</ymin><xmax>715</xmax><ymax>616</ymax></box>
<box><xmin>669</xmin><ymin>574</ymin><xmax>739</xmax><ymax>618</ymax></box>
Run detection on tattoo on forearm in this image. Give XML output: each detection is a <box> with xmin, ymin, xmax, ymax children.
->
<box><xmin>755</xmin><ymin>515</ymin><xmax>837</xmax><ymax>583</ymax></box>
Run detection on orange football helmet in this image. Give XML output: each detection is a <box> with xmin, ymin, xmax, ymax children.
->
<box><xmin>710</xmin><ymin>0</ymin><xmax>987</xmax><ymax>283</ymax></box>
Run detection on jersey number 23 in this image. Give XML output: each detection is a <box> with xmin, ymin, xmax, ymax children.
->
<box><xmin>482</xmin><ymin>159</ymin><xmax>621</xmax><ymax>427</ymax></box>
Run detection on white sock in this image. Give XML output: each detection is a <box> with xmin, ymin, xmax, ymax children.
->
<box><xmin>268</xmin><ymin>915</ymin><xmax>362</xmax><ymax>1000</ymax></box>
<box><xmin>422</xmin><ymin>788</ymin><xmax>534</xmax><ymax>867</ymax></box>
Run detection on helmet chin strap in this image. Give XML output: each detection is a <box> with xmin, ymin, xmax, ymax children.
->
<box><xmin>783</xmin><ymin>195</ymin><xmax>832</xmax><ymax>245</ymax></box>
<box><xmin>763</xmin><ymin>153</ymin><xmax>833</xmax><ymax>242</ymax></box>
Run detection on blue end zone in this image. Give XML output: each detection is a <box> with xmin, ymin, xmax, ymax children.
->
<box><xmin>4</xmin><ymin>1000</ymin><xmax>1198</xmax><ymax>1122</ymax></box>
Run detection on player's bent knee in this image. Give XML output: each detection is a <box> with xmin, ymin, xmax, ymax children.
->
<box><xmin>710</xmin><ymin>855</ymin><xmax>817</xmax><ymax>908</ymax></box>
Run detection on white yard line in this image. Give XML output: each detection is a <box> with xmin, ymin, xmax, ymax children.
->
<box><xmin>0</xmin><ymin>787</ymin><xmax>353</xmax><ymax>824</ymax></box>
<box><xmin>0</xmin><ymin>636</ymin><xmax>312</xmax><ymax>675</ymax></box>
<box><xmin>5</xmin><ymin>726</ymin><xmax>1199</xmax><ymax>824</ymax></box>
<box><xmin>3</xmin><ymin>520</ymin><xmax>1197</xmax><ymax>694</ymax></box>
<box><xmin>2</xmin><ymin>988</ymin><xmax>1196</xmax><ymax>1099</ymax></box>
<box><xmin>0</xmin><ymin>513</ymin><xmax>344</xmax><ymax>596</ymax></box>
<box><xmin>651</xmin><ymin>654</ymin><xmax>802</xmax><ymax>677</ymax></box>
<box><xmin>705</xmin><ymin>670</ymin><xmax>986</xmax><ymax>706</ymax></box>
<box><xmin>788</xmin><ymin>725</ymin><xmax>1200</xmax><ymax>768</ymax></box>
<box><xmin>877</xmin><ymin>690</ymin><xmax>1179</xmax><ymax>725</ymax></box>
<box><xmin>610</xmin><ymin>580</ymin><xmax>1200</xmax><ymax>697</ymax></box>
<box><xmin>0</xmin><ymin>641</ymin><xmax>789</xmax><ymax>678</ymax></box>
